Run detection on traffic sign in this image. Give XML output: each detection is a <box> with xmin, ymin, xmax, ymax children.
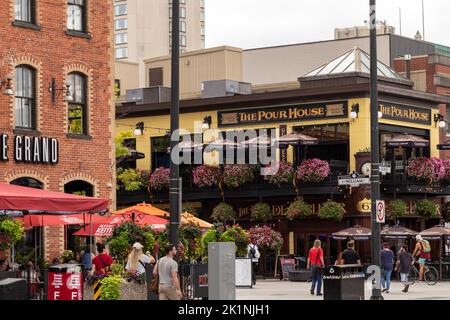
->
<box><xmin>379</xmin><ymin>161</ymin><xmax>391</xmax><ymax>175</ymax></box>
<box><xmin>376</xmin><ymin>200</ymin><xmax>385</xmax><ymax>223</ymax></box>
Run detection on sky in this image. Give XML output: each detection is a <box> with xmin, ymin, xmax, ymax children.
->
<box><xmin>204</xmin><ymin>0</ymin><xmax>450</xmax><ymax>50</ymax></box>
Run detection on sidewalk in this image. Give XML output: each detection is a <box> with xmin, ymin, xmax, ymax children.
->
<box><xmin>236</xmin><ymin>279</ymin><xmax>450</xmax><ymax>300</ymax></box>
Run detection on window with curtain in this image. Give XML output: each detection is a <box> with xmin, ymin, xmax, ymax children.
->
<box><xmin>14</xmin><ymin>0</ymin><xmax>35</xmax><ymax>23</ymax></box>
<box><xmin>67</xmin><ymin>0</ymin><xmax>85</xmax><ymax>32</ymax></box>
<box><xmin>15</xmin><ymin>65</ymin><xmax>36</xmax><ymax>129</ymax></box>
<box><xmin>67</xmin><ymin>73</ymin><xmax>87</xmax><ymax>135</ymax></box>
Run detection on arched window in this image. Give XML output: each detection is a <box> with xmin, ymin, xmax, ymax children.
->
<box><xmin>15</xmin><ymin>65</ymin><xmax>36</xmax><ymax>129</ymax></box>
<box><xmin>10</xmin><ymin>177</ymin><xmax>43</xmax><ymax>189</ymax></box>
<box><xmin>67</xmin><ymin>72</ymin><xmax>87</xmax><ymax>135</ymax></box>
<box><xmin>64</xmin><ymin>180</ymin><xmax>93</xmax><ymax>197</ymax></box>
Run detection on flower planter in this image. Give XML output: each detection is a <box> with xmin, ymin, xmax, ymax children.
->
<box><xmin>83</xmin><ymin>279</ymin><xmax>147</xmax><ymax>300</ymax></box>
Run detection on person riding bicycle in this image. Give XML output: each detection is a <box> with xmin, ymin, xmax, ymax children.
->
<box><xmin>412</xmin><ymin>235</ymin><xmax>431</xmax><ymax>281</ymax></box>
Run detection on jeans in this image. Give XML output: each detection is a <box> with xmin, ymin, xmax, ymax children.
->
<box><xmin>311</xmin><ymin>266</ymin><xmax>322</xmax><ymax>294</ymax></box>
<box><xmin>252</xmin><ymin>262</ymin><xmax>258</xmax><ymax>284</ymax></box>
<box><xmin>381</xmin><ymin>269</ymin><xmax>392</xmax><ymax>290</ymax></box>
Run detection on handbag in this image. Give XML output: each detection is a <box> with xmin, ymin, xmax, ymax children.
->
<box><xmin>311</xmin><ymin>248</ymin><xmax>323</xmax><ymax>272</ymax></box>
<box><xmin>150</xmin><ymin>260</ymin><xmax>159</xmax><ymax>294</ymax></box>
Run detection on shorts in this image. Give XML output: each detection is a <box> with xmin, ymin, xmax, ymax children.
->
<box><xmin>418</xmin><ymin>258</ymin><xmax>427</xmax><ymax>264</ymax></box>
<box><xmin>400</xmin><ymin>273</ymin><xmax>408</xmax><ymax>282</ymax></box>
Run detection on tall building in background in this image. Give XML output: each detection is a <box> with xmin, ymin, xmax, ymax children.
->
<box><xmin>114</xmin><ymin>0</ymin><xmax>205</xmax><ymax>86</ymax></box>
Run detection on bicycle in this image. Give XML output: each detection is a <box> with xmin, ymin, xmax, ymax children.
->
<box><xmin>407</xmin><ymin>260</ymin><xmax>439</xmax><ymax>285</ymax></box>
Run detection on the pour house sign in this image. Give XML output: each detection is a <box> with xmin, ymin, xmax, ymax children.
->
<box><xmin>0</xmin><ymin>134</ymin><xmax>59</xmax><ymax>164</ymax></box>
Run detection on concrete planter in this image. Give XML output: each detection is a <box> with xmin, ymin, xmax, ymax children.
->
<box><xmin>83</xmin><ymin>279</ymin><xmax>147</xmax><ymax>300</ymax></box>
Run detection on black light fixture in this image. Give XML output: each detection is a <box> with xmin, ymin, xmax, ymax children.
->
<box><xmin>434</xmin><ymin>113</ymin><xmax>446</xmax><ymax>128</ymax></box>
<box><xmin>49</xmin><ymin>77</ymin><xmax>72</xmax><ymax>103</ymax></box>
<box><xmin>134</xmin><ymin>122</ymin><xmax>144</xmax><ymax>136</ymax></box>
<box><xmin>202</xmin><ymin>115</ymin><xmax>212</xmax><ymax>129</ymax></box>
<box><xmin>0</xmin><ymin>75</ymin><xmax>14</xmax><ymax>95</ymax></box>
<box><xmin>349</xmin><ymin>103</ymin><xmax>360</xmax><ymax>120</ymax></box>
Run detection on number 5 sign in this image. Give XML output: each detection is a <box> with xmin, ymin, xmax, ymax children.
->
<box><xmin>376</xmin><ymin>200</ymin><xmax>385</xmax><ymax>223</ymax></box>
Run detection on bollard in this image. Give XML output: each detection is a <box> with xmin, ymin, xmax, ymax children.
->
<box><xmin>93</xmin><ymin>280</ymin><xmax>102</xmax><ymax>300</ymax></box>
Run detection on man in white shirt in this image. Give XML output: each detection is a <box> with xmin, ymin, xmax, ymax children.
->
<box><xmin>247</xmin><ymin>243</ymin><xmax>260</xmax><ymax>285</ymax></box>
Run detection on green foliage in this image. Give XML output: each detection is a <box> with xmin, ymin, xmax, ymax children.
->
<box><xmin>386</xmin><ymin>199</ymin><xmax>407</xmax><ymax>220</ymax></box>
<box><xmin>144</xmin><ymin>232</ymin><xmax>155</xmax><ymax>253</ymax></box>
<box><xmin>107</xmin><ymin>222</ymin><xmax>148</xmax><ymax>262</ymax></box>
<box><xmin>107</xmin><ymin>233</ymin><xmax>130</xmax><ymax>263</ymax></box>
<box><xmin>100</xmin><ymin>275</ymin><xmax>122</xmax><ymax>300</ymax></box>
<box><xmin>415</xmin><ymin>199</ymin><xmax>439</xmax><ymax>218</ymax></box>
<box><xmin>182</xmin><ymin>203</ymin><xmax>198</xmax><ymax>216</ymax></box>
<box><xmin>286</xmin><ymin>197</ymin><xmax>313</xmax><ymax>220</ymax></box>
<box><xmin>61</xmin><ymin>250</ymin><xmax>74</xmax><ymax>263</ymax></box>
<box><xmin>116</xmin><ymin>168</ymin><xmax>144</xmax><ymax>191</ymax></box>
<box><xmin>16</xmin><ymin>248</ymin><xmax>36</xmax><ymax>266</ymax></box>
<box><xmin>155</xmin><ymin>230</ymin><xmax>169</xmax><ymax>257</ymax></box>
<box><xmin>115</xmin><ymin>131</ymin><xmax>133</xmax><ymax>158</ymax></box>
<box><xmin>219</xmin><ymin>226</ymin><xmax>249</xmax><ymax>257</ymax></box>
<box><xmin>250</xmin><ymin>202</ymin><xmax>272</xmax><ymax>222</ymax></box>
<box><xmin>318</xmin><ymin>200</ymin><xmax>346</xmax><ymax>221</ymax></box>
<box><xmin>211</xmin><ymin>202</ymin><xmax>236</xmax><ymax>224</ymax></box>
<box><xmin>110</xmin><ymin>263</ymin><xmax>125</xmax><ymax>277</ymax></box>
<box><xmin>0</xmin><ymin>217</ymin><xmax>24</xmax><ymax>251</ymax></box>
<box><xmin>201</xmin><ymin>229</ymin><xmax>220</xmax><ymax>256</ymax></box>
<box><xmin>180</xmin><ymin>224</ymin><xmax>203</xmax><ymax>261</ymax></box>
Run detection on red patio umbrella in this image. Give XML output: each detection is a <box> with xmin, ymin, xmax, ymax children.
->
<box><xmin>104</xmin><ymin>214</ymin><xmax>168</xmax><ymax>229</ymax></box>
<box><xmin>17</xmin><ymin>213</ymin><xmax>109</xmax><ymax>228</ymax></box>
<box><xmin>73</xmin><ymin>223</ymin><xmax>115</xmax><ymax>237</ymax></box>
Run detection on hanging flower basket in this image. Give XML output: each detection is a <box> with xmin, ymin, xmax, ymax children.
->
<box><xmin>149</xmin><ymin>167</ymin><xmax>170</xmax><ymax>191</ymax></box>
<box><xmin>0</xmin><ymin>218</ymin><xmax>24</xmax><ymax>251</ymax></box>
<box><xmin>222</xmin><ymin>164</ymin><xmax>254</xmax><ymax>188</ymax></box>
<box><xmin>250</xmin><ymin>202</ymin><xmax>273</xmax><ymax>222</ymax></box>
<box><xmin>407</xmin><ymin>157</ymin><xmax>445</xmax><ymax>183</ymax></box>
<box><xmin>266</xmin><ymin>161</ymin><xmax>294</xmax><ymax>187</ymax></box>
<box><xmin>193</xmin><ymin>165</ymin><xmax>222</xmax><ymax>188</ymax></box>
<box><xmin>211</xmin><ymin>202</ymin><xmax>236</xmax><ymax>224</ymax></box>
<box><xmin>415</xmin><ymin>199</ymin><xmax>439</xmax><ymax>218</ymax></box>
<box><xmin>443</xmin><ymin>160</ymin><xmax>450</xmax><ymax>182</ymax></box>
<box><xmin>386</xmin><ymin>199</ymin><xmax>407</xmax><ymax>220</ymax></box>
<box><xmin>318</xmin><ymin>200</ymin><xmax>345</xmax><ymax>221</ymax></box>
<box><xmin>286</xmin><ymin>197</ymin><xmax>313</xmax><ymax>220</ymax></box>
<box><xmin>247</xmin><ymin>225</ymin><xmax>283</xmax><ymax>252</ymax></box>
<box><xmin>297</xmin><ymin>158</ymin><xmax>330</xmax><ymax>183</ymax></box>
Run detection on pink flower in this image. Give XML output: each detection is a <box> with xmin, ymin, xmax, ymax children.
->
<box><xmin>297</xmin><ymin>158</ymin><xmax>330</xmax><ymax>183</ymax></box>
<box><xmin>149</xmin><ymin>167</ymin><xmax>170</xmax><ymax>191</ymax></box>
<box><xmin>193</xmin><ymin>165</ymin><xmax>222</xmax><ymax>188</ymax></box>
<box><xmin>407</xmin><ymin>157</ymin><xmax>445</xmax><ymax>182</ymax></box>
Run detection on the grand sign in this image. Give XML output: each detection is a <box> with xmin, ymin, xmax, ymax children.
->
<box><xmin>0</xmin><ymin>133</ymin><xmax>59</xmax><ymax>165</ymax></box>
<box><xmin>379</xmin><ymin>102</ymin><xmax>431</xmax><ymax>125</ymax></box>
<box><xmin>218</xmin><ymin>101</ymin><xmax>348</xmax><ymax>127</ymax></box>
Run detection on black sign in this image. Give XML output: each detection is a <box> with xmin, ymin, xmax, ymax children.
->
<box><xmin>0</xmin><ymin>134</ymin><xmax>58</xmax><ymax>165</ymax></box>
<box><xmin>379</xmin><ymin>102</ymin><xmax>431</xmax><ymax>125</ymax></box>
<box><xmin>191</xmin><ymin>263</ymin><xmax>208</xmax><ymax>298</ymax></box>
<box><xmin>218</xmin><ymin>101</ymin><xmax>348</xmax><ymax>127</ymax></box>
<box><xmin>280</xmin><ymin>258</ymin><xmax>296</xmax><ymax>280</ymax></box>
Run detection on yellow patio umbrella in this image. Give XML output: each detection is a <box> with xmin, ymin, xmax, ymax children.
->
<box><xmin>181</xmin><ymin>212</ymin><xmax>213</xmax><ymax>229</ymax></box>
<box><xmin>113</xmin><ymin>203</ymin><xmax>169</xmax><ymax>218</ymax></box>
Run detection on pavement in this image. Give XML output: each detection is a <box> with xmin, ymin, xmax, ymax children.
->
<box><xmin>236</xmin><ymin>279</ymin><xmax>450</xmax><ymax>300</ymax></box>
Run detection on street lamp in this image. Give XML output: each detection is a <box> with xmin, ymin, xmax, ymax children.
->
<box><xmin>369</xmin><ymin>0</ymin><xmax>383</xmax><ymax>300</ymax></box>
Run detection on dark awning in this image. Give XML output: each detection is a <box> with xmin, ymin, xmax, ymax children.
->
<box><xmin>332</xmin><ymin>226</ymin><xmax>371</xmax><ymax>240</ymax></box>
<box><xmin>385</xmin><ymin>133</ymin><xmax>429</xmax><ymax>148</ymax></box>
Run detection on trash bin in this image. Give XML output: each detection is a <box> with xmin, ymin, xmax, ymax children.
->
<box><xmin>47</xmin><ymin>264</ymin><xmax>83</xmax><ymax>300</ymax></box>
<box><xmin>323</xmin><ymin>264</ymin><xmax>365</xmax><ymax>300</ymax></box>
<box><xmin>0</xmin><ymin>278</ymin><xmax>27</xmax><ymax>300</ymax></box>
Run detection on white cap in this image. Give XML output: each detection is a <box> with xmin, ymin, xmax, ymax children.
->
<box><xmin>416</xmin><ymin>234</ymin><xmax>423</xmax><ymax>241</ymax></box>
<box><xmin>133</xmin><ymin>242</ymin><xmax>144</xmax><ymax>250</ymax></box>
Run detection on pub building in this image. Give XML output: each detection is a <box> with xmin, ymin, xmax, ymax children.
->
<box><xmin>116</xmin><ymin>48</ymin><xmax>450</xmax><ymax>273</ymax></box>
<box><xmin>0</xmin><ymin>1</ymin><xmax>115</xmax><ymax>262</ymax></box>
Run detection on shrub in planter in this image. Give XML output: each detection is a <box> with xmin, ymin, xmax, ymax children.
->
<box><xmin>100</xmin><ymin>275</ymin><xmax>122</xmax><ymax>300</ymax></box>
<box><xmin>0</xmin><ymin>217</ymin><xmax>24</xmax><ymax>251</ymax></box>
<box><xmin>201</xmin><ymin>229</ymin><xmax>221</xmax><ymax>254</ymax></box>
<box><xmin>116</xmin><ymin>168</ymin><xmax>144</xmax><ymax>191</ymax></box>
<box><xmin>386</xmin><ymin>199</ymin><xmax>407</xmax><ymax>220</ymax></box>
<box><xmin>110</xmin><ymin>263</ymin><xmax>125</xmax><ymax>277</ymax></box>
<box><xmin>250</xmin><ymin>202</ymin><xmax>272</xmax><ymax>222</ymax></box>
<box><xmin>193</xmin><ymin>165</ymin><xmax>222</xmax><ymax>188</ymax></box>
<box><xmin>222</xmin><ymin>164</ymin><xmax>254</xmax><ymax>188</ymax></box>
<box><xmin>247</xmin><ymin>225</ymin><xmax>283</xmax><ymax>252</ymax></box>
<box><xmin>211</xmin><ymin>202</ymin><xmax>236</xmax><ymax>224</ymax></box>
<box><xmin>180</xmin><ymin>224</ymin><xmax>203</xmax><ymax>261</ymax></box>
<box><xmin>286</xmin><ymin>197</ymin><xmax>313</xmax><ymax>220</ymax></box>
<box><xmin>219</xmin><ymin>225</ymin><xmax>249</xmax><ymax>257</ymax></box>
<box><xmin>415</xmin><ymin>199</ymin><xmax>439</xmax><ymax>218</ymax></box>
<box><xmin>149</xmin><ymin>167</ymin><xmax>170</xmax><ymax>191</ymax></box>
<box><xmin>297</xmin><ymin>158</ymin><xmax>330</xmax><ymax>183</ymax></box>
<box><xmin>318</xmin><ymin>200</ymin><xmax>346</xmax><ymax>221</ymax></box>
<box><xmin>107</xmin><ymin>222</ymin><xmax>148</xmax><ymax>262</ymax></box>
<box><xmin>61</xmin><ymin>250</ymin><xmax>74</xmax><ymax>263</ymax></box>
<box><xmin>266</xmin><ymin>161</ymin><xmax>294</xmax><ymax>187</ymax></box>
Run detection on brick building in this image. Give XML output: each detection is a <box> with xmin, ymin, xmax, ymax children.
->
<box><xmin>0</xmin><ymin>0</ymin><xmax>115</xmax><ymax>261</ymax></box>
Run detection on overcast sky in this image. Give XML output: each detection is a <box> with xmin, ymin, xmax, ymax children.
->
<box><xmin>205</xmin><ymin>0</ymin><xmax>450</xmax><ymax>49</ymax></box>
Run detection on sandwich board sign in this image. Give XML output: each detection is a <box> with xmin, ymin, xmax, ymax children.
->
<box><xmin>376</xmin><ymin>200</ymin><xmax>385</xmax><ymax>223</ymax></box>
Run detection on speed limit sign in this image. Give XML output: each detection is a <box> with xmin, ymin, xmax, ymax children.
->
<box><xmin>376</xmin><ymin>200</ymin><xmax>385</xmax><ymax>223</ymax></box>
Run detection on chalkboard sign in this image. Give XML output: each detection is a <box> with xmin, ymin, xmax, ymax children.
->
<box><xmin>235</xmin><ymin>258</ymin><xmax>253</xmax><ymax>288</ymax></box>
<box><xmin>280</xmin><ymin>258</ymin><xmax>296</xmax><ymax>280</ymax></box>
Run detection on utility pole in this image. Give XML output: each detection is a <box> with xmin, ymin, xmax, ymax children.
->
<box><xmin>169</xmin><ymin>0</ymin><xmax>180</xmax><ymax>250</ymax></box>
<box><xmin>369</xmin><ymin>0</ymin><xmax>383</xmax><ymax>301</ymax></box>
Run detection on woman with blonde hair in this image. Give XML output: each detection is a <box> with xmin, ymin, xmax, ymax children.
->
<box><xmin>306</xmin><ymin>239</ymin><xmax>325</xmax><ymax>296</ymax></box>
<box><xmin>125</xmin><ymin>243</ymin><xmax>155</xmax><ymax>275</ymax></box>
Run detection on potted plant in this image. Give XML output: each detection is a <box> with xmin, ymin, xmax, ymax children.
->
<box><xmin>415</xmin><ymin>199</ymin><xmax>439</xmax><ymax>218</ymax></box>
<box><xmin>116</xmin><ymin>168</ymin><xmax>143</xmax><ymax>191</ymax></box>
<box><xmin>386</xmin><ymin>199</ymin><xmax>407</xmax><ymax>220</ymax></box>
<box><xmin>247</xmin><ymin>225</ymin><xmax>283</xmax><ymax>253</ymax></box>
<box><xmin>211</xmin><ymin>202</ymin><xmax>236</xmax><ymax>225</ymax></box>
<box><xmin>286</xmin><ymin>197</ymin><xmax>313</xmax><ymax>220</ymax></box>
<box><xmin>107</xmin><ymin>222</ymin><xmax>148</xmax><ymax>263</ymax></box>
<box><xmin>297</xmin><ymin>158</ymin><xmax>330</xmax><ymax>183</ymax></box>
<box><xmin>443</xmin><ymin>160</ymin><xmax>450</xmax><ymax>183</ymax></box>
<box><xmin>201</xmin><ymin>228</ymin><xmax>221</xmax><ymax>259</ymax></box>
<box><xmin>318</xmin><ymin>200</ymin><xmax>345</xmax><ymax>221</ymax></box>
<box><xmin>266</xmin><ymin>161</ymin><xmax>294</xmax><ymax>187</ymax></box>
<box><xmin>0</xmin><ymin>217</ymin><xmax>24</xmax><ymax>251</ymax></box>
<box><xmin>222</xmin><ymin>164</ymin><xmax>254</xmax><ymax>188</ymax></box>
<box><xmin>250</xmin><ymin>202</ymin><xmax>272</xmax><ymax>222</ymax></box>
<box><xmin>149</xmin><ymin>167</ymin><xmax>170</xmax><ymax>191</ymax></box>
<box><xmin>192</xmin><ymin>165</ymin><xmax>222</xmax><ymax>188</ymax></box>
<box><xmin>180</xmin><ymin>224</ymin><xmax>203</xmax><ymax>262</ymax></box>
<box><xmin>407</xmin><ymin>157</ymin><xmax>445</xmax><ymax>183</ymax></box>
<box><xmin>219</xmin><ymin>225</ymin><xmax>249</xmax><ymax>257</ymax></box>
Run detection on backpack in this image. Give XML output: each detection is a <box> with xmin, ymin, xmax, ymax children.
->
<box><xmin>421</xmin><ymin>240</ymin><xmax>431</xmax><ymax>253</ymax></box>
<box><xmin>249</xmin><ymin>246</ymin><xmax>256</xmax><ymax>259</ymax></box>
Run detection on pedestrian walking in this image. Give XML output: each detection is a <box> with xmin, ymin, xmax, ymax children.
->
<box><xmin>125</xmin><ymin>242</ymin><xmax>153</xmax><ymax>276</ymax></box>
<box><xmin>20</xmin><ymin>261</ymin><xmax>40</xmax><ymax>299</ymax></box>
<box><xmin>306</xmin><ymin>239</ymin><xmax>325</xmax><ymax>296</ymax></box>
<box><xmin>153</xmin><ymin>244</ymin><xmax>182</xmax><ymax>300</ymax></box>
<box><xmin>341</xmin><ymin>240</ymin><xmax>361</xmax><ymax>265</ymax></box>
<box><xmin>247</xmin><ymin>242</ymin><xmax>260</xmax><ymax>285</ymax></box>
<box><xmin>91</xmin><ymin>242</ymin><xmax>113</xmax><ymax>276</ymax></box>
<box><xmin>81</xmin><ymin>244</ymin><xmax>95</xmax><ymax>278</ymax></box>
<box><xmin>396</xmin><ymin>245</ymin><xmax>414</xmax><ymax>293</ymax></box>
<box><xmin>412</xmin><ymin>235</ymin><xmax>431</xmax><ymax>281</ymax></box>
<box><xmin>380</xmin><ymin>242</ymin><xmax>394</xmax><ymax>293</ymax></box>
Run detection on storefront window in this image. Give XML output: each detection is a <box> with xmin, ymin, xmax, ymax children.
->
<box><xmin>151</xmin><ymin>136</ymin><xmax>170</xmax><ymax>169</ymax></box>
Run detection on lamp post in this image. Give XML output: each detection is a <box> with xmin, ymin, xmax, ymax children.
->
<box><xmin>169</xmin><ymin>0</ymin><xmax>181</xmax><ymax>251</ymax></box>
<box><xmin>369</xmin><ymin>0</ymin><xmax>383</xmax><ymax>300</ymax></box>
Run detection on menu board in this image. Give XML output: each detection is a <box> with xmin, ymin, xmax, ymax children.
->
<box><xmin>235</xmin><ymin>258</ymin><xmax>253</xmax><ymax>288</ymax></box>
<box><xmin>280</xmin><ymin>258</ymin><xmax>296</xmax><ymax>280</ymax></box>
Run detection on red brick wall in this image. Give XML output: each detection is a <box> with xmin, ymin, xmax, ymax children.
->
<box><xmin>0</xmin><ymin>1</ymin><xmax>115</xmax><ymax>261</ymax></box>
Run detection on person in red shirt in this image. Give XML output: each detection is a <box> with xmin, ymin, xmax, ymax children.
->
<box><xmin>306</xmin><ymin>239</ymin><xmax>325</xmax><ymax>296</ymax></box>
<box><xmin>91</xmin><ymin>242</ymin><xmax>113</xmax><ymax>276</ymax></box>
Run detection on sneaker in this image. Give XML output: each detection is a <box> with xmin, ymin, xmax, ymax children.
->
<box><xmin>381</xmin><ymin>288</ymin><xmax>388</xmax><ymax>293</ymax></box>
<box><xmin>403</xmin><ymin>284</ymin><xmax>409</xmax><ymax>293</ymax></box>
<box><xmin>316</xmin><ymin>293</ymin><xmax>323</xmax><ymax>296</ymax></box>
<box><xmin>310</xmin><ymin>289</ymin><xmax>314</xmax><ymax>295</ymax></box>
